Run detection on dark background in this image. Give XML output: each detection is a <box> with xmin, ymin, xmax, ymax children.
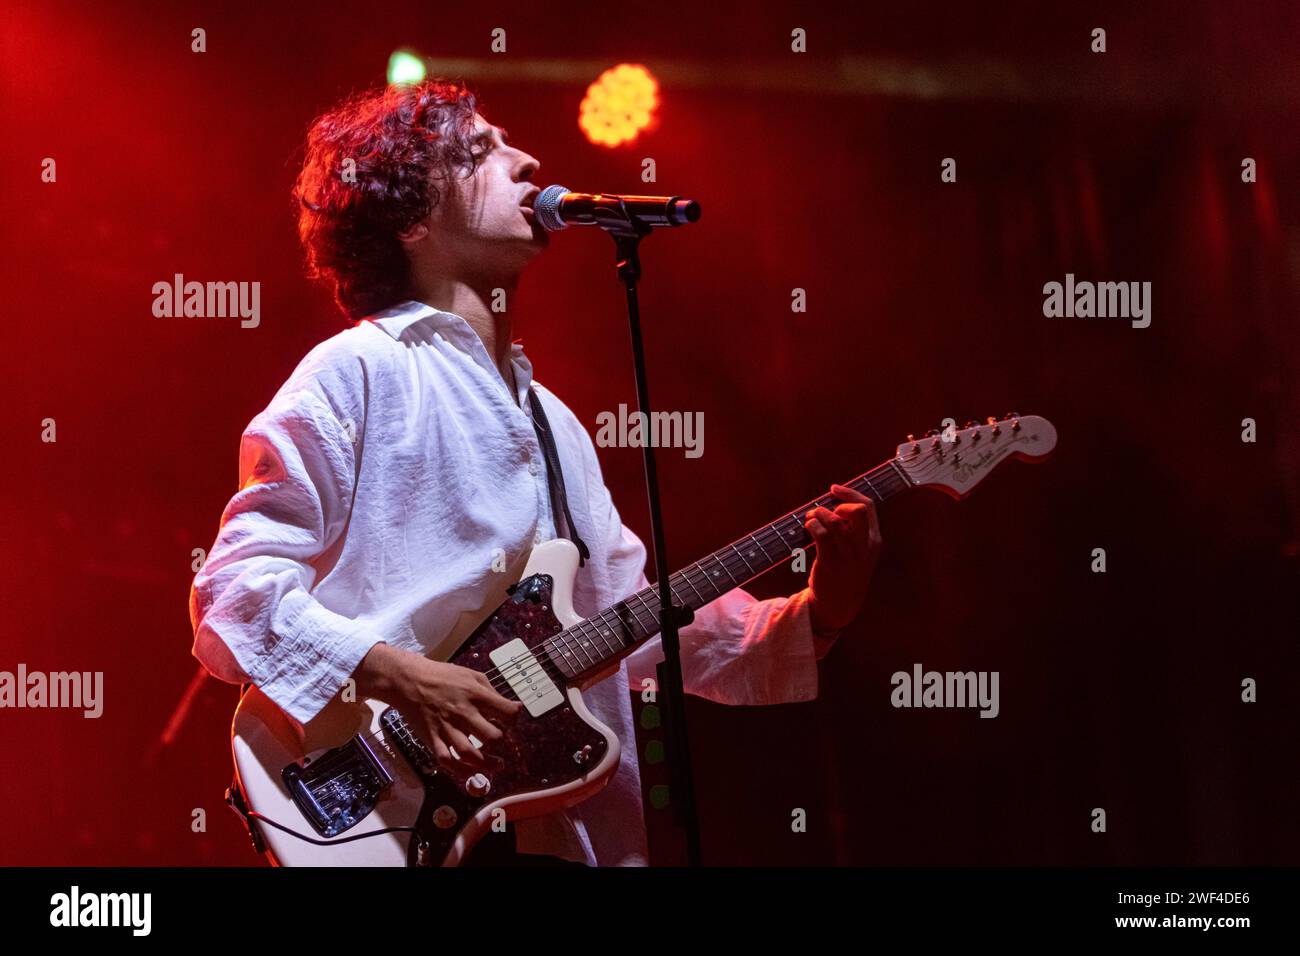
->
<box><xmin>2</xmin><ymin>0</ymin><xmax>1296</xmax><ymax>865</ymax></box>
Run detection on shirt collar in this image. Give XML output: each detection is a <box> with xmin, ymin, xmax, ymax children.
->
<box><xmin>364</xmin><ymin>299</ymin><xmax>534</xmax><ymax>408</ymax></box>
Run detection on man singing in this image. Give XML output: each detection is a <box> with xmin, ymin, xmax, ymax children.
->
<box><xmin>189</xmin><ymin>80</ymin><xmax>882</xmax><ymax>866</ymax></box>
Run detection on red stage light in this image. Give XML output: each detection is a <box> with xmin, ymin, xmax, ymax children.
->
<box><xmin>579</xmin><ymin>64</ymin><xmax>659</xmax><ymax>147</ymax></box>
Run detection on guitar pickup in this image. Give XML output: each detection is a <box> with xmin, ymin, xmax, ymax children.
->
<box><xmin>490</xmin><ymin>638</ymin><xmax>565</xmax><ymax>717</ymax></box>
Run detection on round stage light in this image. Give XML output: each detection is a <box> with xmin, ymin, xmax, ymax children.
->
<box><xmin>579</xmin><ymin>64</ymin><xmax>659</xmax><ymax>147</ymax></box>
<box><xmin>387</xmin><ymin>49</ymin><xmax>427</xmax><ymax>86</ymax></box>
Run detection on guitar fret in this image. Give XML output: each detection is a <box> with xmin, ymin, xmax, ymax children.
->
<box><xmin>704</xmin><ymin>557</ymin><xmax>733</xmax><ymax>586</ymax></box>
<box><xmin>617</xmin><ymin>603</ymin><xmax>645</xmax><ymax>641</ymax></box>
<box><xmin>684</xmin><ymin>564</ymin><xmax>713</xmax><ymax>602</ymax></box>
<box><xmin>730</xmin><ymin>543</ymin><xmax>757</xmax><ymax>576</ymax></box>
<box><xmin>888</xmin><ymin>458</ymin><xmax>912</xmax><ymax>487</ymax></box>
<box><xmin>568</xmin><ymin>626</ymin><xmax>599</xmax><ymax>667</ymax></box>
<box><xmin>584</xmin><ymin>619</ymin><xmax>621</xmax><ymax>657</ymax></box>
<box><xmin>593</xmin><ymin>613</ymin><xmax>626</xmax><ymax>652</ymax></box>
<box><xmin>678</xmin><ymin>569</ymin><xmax>707</xmax><ymax>604</ymax></box>
<box><xmin>629</xmin><ymin>592</ymin><xmax>658</xmax><ymax>632</ymax></box>
<box><xmin>548</xmin><ymin>633</ymin><xmax>583</xmax><ymax>676</ymax></box>
<box><xmin>777</xmin><ymin>516</ymin><xmax>804</xmax><ymax>547</ymax></box>
<box><xmin>600</xmin><ymin>608</ymin><xmax>630</xmax><ymax>646</ymax></box>
<box><xmin>759</xmin><ymin>526</ymin><xmax>786</xmax><ymax>555</ymax></box>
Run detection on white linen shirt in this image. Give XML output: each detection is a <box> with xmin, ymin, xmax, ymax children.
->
<box><xmin>190</xmin><ymin>299</ymin><xmax>835</xmax><ymax>866</ymax></box>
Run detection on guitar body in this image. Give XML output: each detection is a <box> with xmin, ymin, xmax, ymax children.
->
<box><xmin>231</xmin><ymin>539</ymin><xmax>621</xmax><ymax>867</ymax></box>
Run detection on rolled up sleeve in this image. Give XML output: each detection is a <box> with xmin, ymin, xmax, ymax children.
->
<box><xmin>189</xmin><ymin>388</ymin><xmax>383</xmax><ymax>724</ymax></box>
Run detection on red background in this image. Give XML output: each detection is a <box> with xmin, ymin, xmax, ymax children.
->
<box><xmin>2</xmin><ymin>0</ymin><xmax>1297</xmax><ymax>865</ymax></box>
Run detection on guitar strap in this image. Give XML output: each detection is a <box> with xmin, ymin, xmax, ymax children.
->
<box><xmin>527</xmin><ymin>386</ymin><xmax>591</xmax><ymax>567</ymax></box>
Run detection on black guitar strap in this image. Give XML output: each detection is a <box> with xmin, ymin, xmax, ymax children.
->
<box><xmin>527</xmin><ymin>387</ymin><xmax>591</xmax><ymax>567</ymax></box>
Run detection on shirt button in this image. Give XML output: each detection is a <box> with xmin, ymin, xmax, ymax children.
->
<box><xmin>528</xmin><ymin>460</ymin><xmax>540</xmax><ymax>476</ymax></box>
<box><xmin>534</xmin><ymin>530</ymin><xmax>544</xmax><ymax>545</ymax></box>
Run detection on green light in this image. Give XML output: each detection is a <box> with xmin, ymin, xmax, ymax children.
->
<box><xmin>387</xmin><ymin>50</ymin><xmax>426</xmax><ymax>86</ymax></box>
<box><xmin>639</xmin><ymin>704</ymin><xmax>660</xmax><ymax>729</ymax></box>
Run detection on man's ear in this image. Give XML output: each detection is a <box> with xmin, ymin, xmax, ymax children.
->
<box><xmin>398</xmin><ymin>221</ymin><xmax>429</xmax><ymax>243</ymax></box>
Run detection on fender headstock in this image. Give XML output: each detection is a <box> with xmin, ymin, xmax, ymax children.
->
<box><xmin>895</xmin><ymin>414</ymin><xmax>1057</xmax><ymax>500</ymax></box>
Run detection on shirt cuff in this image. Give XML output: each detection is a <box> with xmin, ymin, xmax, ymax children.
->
<box><xmin>801</xmin><ymin>588</ymin><xmax>842</xmax><ymax>661</ymax></box>
<box><xmin>237</xmin><ymin>598</ymin><xmax>385</xmax><ymax>725</ymax></box>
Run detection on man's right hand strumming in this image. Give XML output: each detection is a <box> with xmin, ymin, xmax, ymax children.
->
<box><xmin>352</xmin><ymin>643</ymin><xmax>523</xmax><ymax>774</ymax></box>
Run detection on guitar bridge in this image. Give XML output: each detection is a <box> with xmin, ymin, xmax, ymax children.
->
<box><xmin>381</xmin><ymin>707</ymin><xmax>438</xmax><ymax>777</ymax></box>
<box><xmin>282</xmin><ymin>735</ymin><xmax>392</xmax><ymax>837</ymax></box>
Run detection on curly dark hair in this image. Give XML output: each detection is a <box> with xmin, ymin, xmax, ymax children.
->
<box><xmin>292</xmin><ymin>80</ymin><xmax>482</xmax><ymax>322</ymax></box>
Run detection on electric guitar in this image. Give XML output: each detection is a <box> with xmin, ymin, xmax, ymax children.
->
<box><xmin>229</xmin><ymin>413</ymin><xmax>1057</xmax><ymax>865</ymax></box>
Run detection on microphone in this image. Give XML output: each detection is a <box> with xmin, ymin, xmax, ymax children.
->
<box><xmin>533</xmin><ymin>185</ymin><xmax>701</xmax><ymax>232</ymax></box>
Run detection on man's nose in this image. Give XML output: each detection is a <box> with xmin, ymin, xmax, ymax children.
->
<box><xmin>516</xmin><ymin>151</ymin><xmax>540</xmax><ymax>182</ymax></box>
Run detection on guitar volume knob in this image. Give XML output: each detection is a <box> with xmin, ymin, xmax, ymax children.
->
<box><xmin>465</xmin><ymin>773</ymin><xmax>491</xmax><ymax>798</ymax></box>
<box><xmin>432</xmin><ymin>805</ymin><xmax>458</xmax><ymax>829</ymax></box>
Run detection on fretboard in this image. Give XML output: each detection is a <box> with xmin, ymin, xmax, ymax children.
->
<box><xmin>542</xmin><ymin>457</ymin><xmax>914</xmax><ymax>681</ymax></box>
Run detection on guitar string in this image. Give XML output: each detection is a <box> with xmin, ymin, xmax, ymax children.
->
<box><xmin>332</xmin><ymin>489</ymin><xmax>891</xmax><ymax>761</ymax></box>
<box><xmin>325</xmin><ymin>437</ymin><xmax>1012</xmax><ymax>761</ymax></box>
<box><xmin>476</xmin><ymin>466</ymin><xmax>912</xmax><ymax>694</ymax></box>
<box><xmin>475</xmin><ymin>443</ymin><xmax>982</xmax><ymax>695</ymax></box>
<box><xmin>477</xmin><ymin>440</ymin><xmax>986</xmax><ymax>694</ymax></box>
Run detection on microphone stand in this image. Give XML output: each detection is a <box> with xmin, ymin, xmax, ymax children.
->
<box><xmin>596</xmin><ymin>206</ymin><xmax>702</xmax><ymax>867</ymax></box>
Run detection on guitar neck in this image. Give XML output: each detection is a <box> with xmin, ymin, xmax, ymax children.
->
<box><xmin>543</xmin><ymin>457</ymin><xmax>914</xmax><ymax>682</ymax></box>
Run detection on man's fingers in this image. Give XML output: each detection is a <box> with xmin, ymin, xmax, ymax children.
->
<box><xmin>445</xmin><ymin>727</ymin><xmax>489</xmax><ymax>771</ymax></box>
<box><xmin>830</xmin><ymin>482</ymin><xmax>871</xmax><ymax>505</ymax></box>
<box><xmin>809</xmin><ymin>500</ymin><xmax>878</xmax><ymax>564</ymax></box>
<box><xmin>805</xmin><ymin>511</ymin><xmax>849</xmax><ymax>559</ymax></box>
<box><xmin>809</xmin><ymin>505</ymin><xmax>857</xmax><ymax>553</ymax></box>
<box><xmin>475</xmin><ymin>672</ymin><xmax>525</xmax><ymax>718</ymax></box>
<box><xmin>430</xmin><ymin>736</ymin><xmax>455</xmax><ymax>770</ymax></box>
<box><xmin>468</xmin><ymin>711</ymin><xmax>506</xmax><ymax>743</ymax></box>
<box><xmin>807</xmin><ymin>506</ymin><xmax>849</xmax><ymax>534</ymax></box>
<box><xmin>805</xmin><ymin>518</ymin><xmax>828</xmax><ymax>552</ymax></box>
<box><xmin>859</xmin><ymin>495</ymin><xmax>882</xmax><ymax>544</ymax></box>
<box><xmin>834</xmin><ymin>501</ymin><xmax>870</xmax><ymax>531</ymax></box>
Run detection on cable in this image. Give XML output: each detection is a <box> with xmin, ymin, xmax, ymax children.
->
<box><xmin>245</xmin><ymin>808</ymin><xmax>428</xmax><ymax>852</ymax></box>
